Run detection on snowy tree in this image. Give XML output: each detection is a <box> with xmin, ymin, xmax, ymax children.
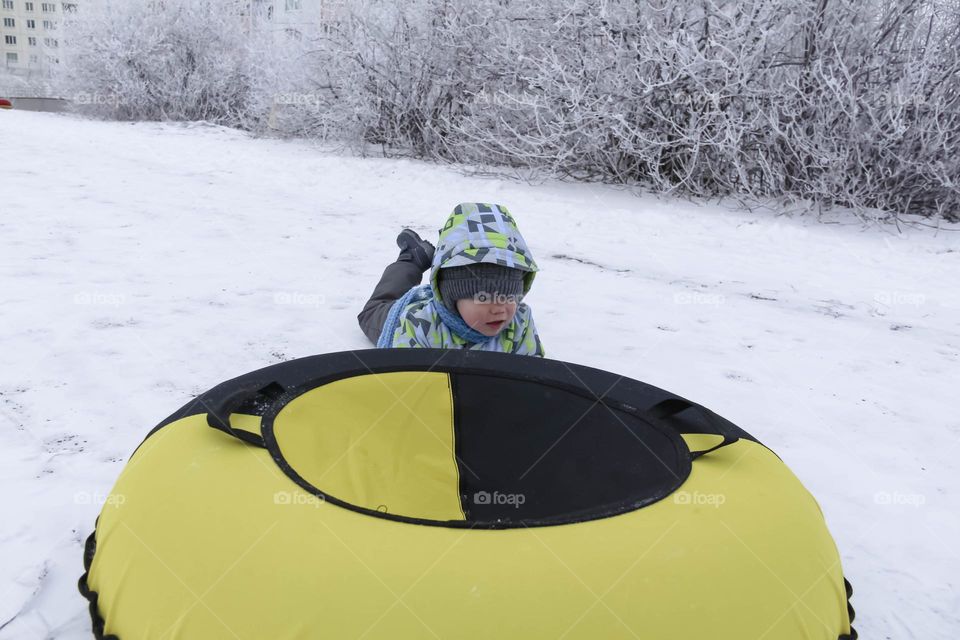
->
<box><xmin>54</xmin><ymin>0</ymin><xmax>960</xmax><ymax>220</ymax></box>
<box><xmin>56</xmin><ymin>0</ymin><xmax>271</xmax><ymax>126</ymax></box>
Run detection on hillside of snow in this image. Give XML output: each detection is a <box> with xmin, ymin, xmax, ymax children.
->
<box><xmin>1</xmin><ymin>110</ymin><xmax>958</xmax><ymax>638</ymax></box>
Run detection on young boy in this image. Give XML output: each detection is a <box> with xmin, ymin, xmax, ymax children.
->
<box><xmin>357</xmin><ymin>202</ymin><xmax>545</xmax><ymax>356</ymax></box>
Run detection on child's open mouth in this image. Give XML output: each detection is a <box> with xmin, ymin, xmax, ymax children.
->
<box><xmin>486</xmin><ymin>320</ymin><xmax>505</xmax><ymax>330</ymax></box>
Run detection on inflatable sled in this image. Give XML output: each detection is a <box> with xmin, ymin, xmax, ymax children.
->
<box><xmin>80</xmin><ymin>349</ymin><xmax>856</xmax><ymax>639</ymax></box>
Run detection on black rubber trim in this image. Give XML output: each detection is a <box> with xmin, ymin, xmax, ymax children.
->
<box><xmin>77</xmin><ymin>524</ymin><xmax>119</xmax><ymax>640</ymax></box>
<box><xmin>839</xmin><ymin>577</ymin><xmax>859</xmax><ymax>640</ymax></box>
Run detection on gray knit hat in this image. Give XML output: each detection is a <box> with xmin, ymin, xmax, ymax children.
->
<box><xmin>438</xmin><ymin>263</ymin><xmax>526</xmax><ymax>310</ymax></box>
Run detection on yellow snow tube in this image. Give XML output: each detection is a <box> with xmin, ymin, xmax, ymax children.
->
<box><xmin>80</xmin><ymin>349</ymin><xmax>856</xmax><ymax>639</ymax></box>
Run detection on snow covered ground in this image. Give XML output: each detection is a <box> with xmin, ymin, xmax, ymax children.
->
<box><xmin>1</xmin><ymin>109</ymin><xmax>958</xmax><ymax>638</ymax></box>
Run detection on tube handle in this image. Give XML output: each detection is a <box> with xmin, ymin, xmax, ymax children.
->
<box><xmin>647</xmin><ymin>397</ymin><xmax>739</xmax><ymax>459</ymax></box>
<box><xmin>205</xmin><ymin>381</ymin><xmax>284</xmax><ymax>447</ymax></box>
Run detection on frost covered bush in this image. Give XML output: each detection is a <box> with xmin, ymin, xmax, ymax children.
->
<box><xmin>57</xmin><ymin>0</ymin><xmax>264</xmax><ymax>126</ymax></box>
<box><xmin>254</xmin><ymin>0</ymin><xmax>490</xmax><ymax>155</ymax></box>
<box><xmin>283</xmin><ymin>0</ymin><xmax>959</xmax><ymax>219</ymax></box>
<box><xmin>56</xmin><ymin>0</ymin><xmax>960</xmax><ymax>220</ymax></box>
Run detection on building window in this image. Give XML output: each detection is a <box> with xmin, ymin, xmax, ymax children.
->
<box><xmin>42</xmin><ymin>19</ymin><xmax>53</xmax><ymax>28</ymax></box>
<box><xmin>285</xmin><ymin>0</ymin><xmax>301</xmax><ymax>9</ymax></box>
<box><xmin>2</xmin><ymin>17</ymin><xmax>14</xmax><ymax>27</ymax></box>
<box><xmin>4</xmin><ymin>35</ymin><xmax>16</xmax><ymax>44</ymax></box>
<box><xmin>61</xmin><ymin>2</ymin><xmax>76</xmax><ymax>11</ymax></box>
<box><xmin>1</xmin><ymin>0</ymin><xmax>13</xmax><ymax>9</ymax></box>
<box><xmin>26</xmin><ymin>18</ymin><xmax>35</xmax><ymax>28</ymax></box>
<box><xmin>43</xmin><ymin>36</ymin><xmax>55</xmax><ymax>46</ymax></box>
<box><xmin>5</xmin><ymin>52</ymin><xmax>17</xmax><ymax>64</ymax></box>
<box><xmin>29</xmin><ymin>53</ymin><xmax>37</xmax><ymax>63</ymax></box>
<box><xmin>28</xmin><ymin>36</ymin><xmax>35</xmax><ymax>45</ymax></box>
<box><xmin>25</xmin><ymin>1</ymin><xmax>33</xmax><ymax>9</ymax></box>
<box><xmin>41</xmin><ymin>2</ymin><xmax>54</xmax><ymax>11</ymax></box>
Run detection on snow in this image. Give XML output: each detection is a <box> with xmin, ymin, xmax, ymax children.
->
<box><xmin>1</xmin><ymin>109</ymin><xmax>958</xmax><ymax>638</ymax></box>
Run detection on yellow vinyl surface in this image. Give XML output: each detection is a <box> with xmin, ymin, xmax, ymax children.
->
<box><xmin>88</xmin><ymin>374</ymin><xmax>852</xmax><ymax>640</ymax></box>
<box><xmin>272</xmin><ymin>372</ymin><xmax>464</xmax><ymax>521</ymax></box>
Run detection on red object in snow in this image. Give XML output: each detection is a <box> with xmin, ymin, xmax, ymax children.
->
<box><xmin>0</xmin><ymin>98</ymin><xmax>12</xmax><ymax>110</ymax></box>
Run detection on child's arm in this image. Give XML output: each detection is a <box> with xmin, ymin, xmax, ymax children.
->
<box><xmin>390</xmin><ymin>307</ymin><xmax>442</xmax><ymax>349</ymax></box>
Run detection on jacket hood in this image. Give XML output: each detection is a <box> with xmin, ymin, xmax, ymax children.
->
<box><xmin>429</xmin><ymin>202</ymin><xmax>538</xmax><ymax>307</ymax></box>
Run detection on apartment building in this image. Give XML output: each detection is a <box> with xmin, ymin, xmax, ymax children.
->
<box><xmin>2</xmin><ymin>0</ymin><xmax>348</xmax><ymax>91</ymax></box>
<box><xmin>0</xmin><ymin>0</ymin><xmax>75</xmax><ymax>77</ymax></box>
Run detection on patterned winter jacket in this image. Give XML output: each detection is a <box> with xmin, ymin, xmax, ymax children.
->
<box><xmin>385</xmin><ymin>202</ymin><xmax>546</xmax><ymax>356</ymax></box>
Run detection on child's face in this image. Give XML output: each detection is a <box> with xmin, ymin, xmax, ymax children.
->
<box><xmin>456</xmin><ymin>294</ymin><xmax>519</xmax><ymax>337</ymax></box>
